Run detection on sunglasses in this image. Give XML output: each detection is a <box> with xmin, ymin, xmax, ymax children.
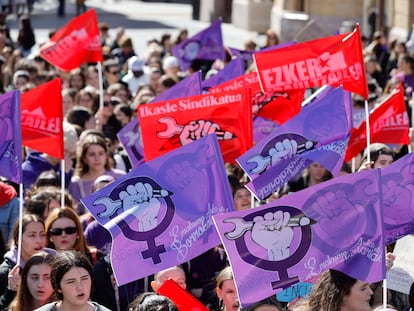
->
<box><xmin>110</xmin><ymin>70</ymin><xmax>120</xmax><ymax>75</ymax></box>
<box><xmin>49</xmin><ymin>226</ymin><xmax>77</xmax><ymax>236</ymax></box>
<box><xmin>103</xmin><ymin>100</ymin><xmax>120</xmax><ymax>107</ymax></box>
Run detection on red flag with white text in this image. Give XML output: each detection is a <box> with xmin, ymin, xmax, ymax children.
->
<box><xmin>345</xmin><ymin>84</ymin><xmax>409</xmax><ymax>161</ymax></box>
<box><xmin>138</xmin><ymin>89</ymin><xmax>253</xmax><ymax>163</ymax></box>
<box><xmin>210</xmin><ymin>71</ymin><xmax>305</xmax><ymax>125</ymax></box>
<box><xmin>254</xmin><ymin>25</ymin><xmax>368</xmax><ymax>99</ymax></box>
<box><xmin>21</xmin><ymin>78</ymin><xmax>64</xmax><ymax>159</ymax></box>
<box><xmin>39</xmin><ymin>9</ymin><xmax>103</xmax><ymax>71</ymax></box>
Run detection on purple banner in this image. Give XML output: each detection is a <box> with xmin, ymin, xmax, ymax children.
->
<box><xmin>213</xmin><ymin>169</ymin><xmax>385</xmax><ymax>306</ymax></box>
<box><xmin>237</xmin><ymin>86</ymin><xmax>352</xmax><ymax>200</ymax></box>
<box><xmin>253</xmin><ymin>116</ymin><xmax>279</xmax><ymax>144</ymax></box>
<box><xmin>381</xmin><ymin>152</ymin><xmax>414</xmax><ymax>245</ymax></box>
<box><xmin>172</xmin><ymin>19</ymin><xmax>225</xmax><ymax>71</ymax></box>
<box><xmin>201</xmin><ymin>57</ymin><xmax>245</xmax><ymax>91</ymax></box>
<box><xmin>228</xmin><ymin>47</ymin><xmax>254</xmax><ymax>64</ymax></box>
<box><xmin>81</xmin><ymin>134</ymin><xmax>234</xmax><ymax>285</ymax></box>
<box><xmin>118</xmin><ymin>71</ymin><xmax>203</xmax><ymax>167</ymax></box>
<box><xmin>0</xmin><ymin>91</ymin><xmax>22</xmax><ymax>183</ymax></box>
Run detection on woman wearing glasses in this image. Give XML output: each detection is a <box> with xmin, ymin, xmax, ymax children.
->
<box><xmin>45</xmin><ymin>208</ymin><xmax>101</xmax><ymax>265</ymax></box>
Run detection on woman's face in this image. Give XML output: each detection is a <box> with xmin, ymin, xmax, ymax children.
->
<box><xmin>341</xmin><ymin>280</ymin><xmax>373</xmax><ymax>311</ymax></box>
<box><xmin>308</xmin><ymin>162</ymin><xmax>327</xmax><ymax>183</ymax></box>
<box><xmin>233</xmin><ymin>188</ymin><xmax>251</xmax><ymax>211</ymax></box>
<box><xmin>49</xmin><ymin>217</ymin><xmax>78</xmax><ymax>251</ymax></box>
<box><xmin>217</xmin><ymin>279</ymin><xmax>239</xmax><ymax>311</ymax></box>
<box><xmin>62</xmin><ymin>94</ymin><xmax>75</xmax><ymax>115</ymax></box>
<box><xmin>21</xmin><ymin>222</ymin><xmax>46</xmax><ymax>261</ymax></box>
<box><xmin>83</xmin><ymin>144</ymin><xmax>107</xmax><ymax>172</ymax></box>
<box><xmin>59</xmin><ymin>267</ymin><xmax>92</xmax><ymax>307</ymax></box>
<box><xmin>27</xmin><ymin>263</ymin><xmax>53</xmax><ymax>306</ymax></box>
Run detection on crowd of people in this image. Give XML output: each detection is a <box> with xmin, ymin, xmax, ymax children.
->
<box><xmin>0</xmin><ymin>6</ymin><xmax>414</xmax><ymax>310</ymax></box>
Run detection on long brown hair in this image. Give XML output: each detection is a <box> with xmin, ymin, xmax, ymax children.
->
<box><xmin>45</xmin><ymin>207</ymin><xmax>88</xmax><ymax>254</ymax></box>
<box><xmin>9</xmin><ymin>252</ymin><xmax>56</xmax><ymax>311</ymax></box>
<box><xmin>11</xmin><ymin>214</ymin><xmax>44</xmax><ymax>248</ymax></box>
<box><xmin>74</xmin><ymin>133</ymin><xmax>110</xmax><ymax>177</ymax></box>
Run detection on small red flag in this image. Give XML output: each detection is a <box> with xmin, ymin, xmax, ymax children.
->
<box><xmin>138</xmin><ymin>88</ymin><xmax>253</xmax><ymax>163</ymax></box>
<box><xmin>345</xmin><ymin>84</ymin><xmax>409</xmax><ymax>161</ymax></box>
<box><xmin>157</xmin><ymin>279</ymin><xmax>209</xmax><ymax>311</ymax></box>
<box><xmin>39</xmin><ymin>9</ymin><xmax>103</xmax><ymax>71</ymax></box>
<box><xmin>21</xmin><ymin>78</ymin><xmax>64</xmax><ymax>159</ymax></box>
<box><xmin>254</xmin><ymin>25</ymin><xmax>368</xmax><ymax>99</ymax></box>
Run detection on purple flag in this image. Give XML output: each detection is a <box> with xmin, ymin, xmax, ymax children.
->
<box><xmin>118</xmin><ymin>71</ymin><xmax>203</xmax><ymax>167</ymax></box>
<box><xmin>0</xmin><ymin>91</ymin><xmax>22</xmax><ymax>183</ymax></box>
<box><xmin>237</xmin><ymin>86</ymin><xmax>352</xmax><ymax>200</ymax></box>
<box><xmin>172</xmin><ymin>19</ymin><xmax>225</xmax><ymax>71</ymax></box>
<box><xmin>253</xmin><ymin>116</ymin><xmax>279</xmax><ymax>143</ymax></box>
<box><xmin>228</xmin><ymin>47</ymin><xmax>254</xmax><ymax>64</ymax></box>
<box><xmin>213</xmin><ymin>168</ymin><xmax>385</xmax><ymax>306</ymax></box>
<box><xmin>81</xmin><ymin>134</ymin><xmax>234</xmax><ymax>285</ymax></box>
<box><xmin>201</xmin><ymin>57</ymin><xmax>245</xmax><ymax>91</ymax></box>
<box><xmin>381</xmin><ymin>152</ymin><xmax>414</xmax><ymax>245</ymax></box>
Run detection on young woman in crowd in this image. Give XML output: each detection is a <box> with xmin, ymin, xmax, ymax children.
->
<box><xmin>292</xmin><ymin>269</ymin><xmax>373</xmax><ymax>311</ymax></box>
<box><xmin>9</xmin><ymin>251</ymin><xmax>55</xmax><ymax>311</ymax></box>
<box><xmin>34</xmin><ymin>251</ymin><xmax>110</xmax><ymax>311</ymax></box>
<box><xmin>45</xmin><ymin>207</ymin><xmax>100</xmax><ymax>265</ymax></box>
<box><xmin>0</xmin><ymin>214</ymin><xmax>54</xmax><ymax>310</ymax></box>
<box><xmin>68</xmin><ymin>133</ymin><xmax>124</xmax><ymax>213</ymax></box>
<box><xmin>215</xmin><ymin>266</ymin><xmax>240</xmax><ymax>311</ymax></box>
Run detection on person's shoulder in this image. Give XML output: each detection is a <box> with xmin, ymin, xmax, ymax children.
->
<box><xmin>107</xmin><ymin>169</ymin><xmax>126</xmax><ymax>178</ymax></box>
<box><xmin>92</xmin><ymin>301</ymin><xmax>112</xmax><ymax>311</ymax></box>
<box><xmin>33</xmin><ymin>302</ymin><xmax>58</xmax><ymax>311</ymax></box>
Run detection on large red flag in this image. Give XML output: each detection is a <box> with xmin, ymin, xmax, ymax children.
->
<box><xmin>39</xmin><ymin>9</ymin><xmax>103</xmax><ymax>71</ymax></box>
<box><xmin>210</xmin><ymin>71</ymin><xmax>305</xmax><ymax>125</ymax></box>
<box><xmin>254</xmin><ymin>25</ymin><xmax>368</xmax><ymax>99</ymax></box>
<box><xmin>21</xmin><ymin>78</ymin><xmax>64</xmax><ymax>159</ymax></box>
<box><xmin>138</xmin><ymin>88</ymin><xmax>253</xmax><ymax>163</ymax></box>
<box><xmin>345</xmin><ymin>84</ymin><xmax>409</xmax><ymax>161</ymax></box>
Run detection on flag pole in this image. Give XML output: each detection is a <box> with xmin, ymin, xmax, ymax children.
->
<box><xmin>97</xmin><ymin>62</ymin><xmax>104</xmax><ymax>111</ymax></box>
<box><xmin>61</xmin><ymin>159</ymin><xmax>65</xmax><ymax>207</ymax></box>
<box><xmin>301</xmin><ymin>85</ymin><xmax>328</xmax><ymax>107</ymax></box>
<box><xmin>16</xmin><ymin>183</ymin><xmax>24</xmax><ymax>267</ymax></box>
<box><xmin>364</xmin><ymin>100</ymin><xmax>371</xmax><ymax>163</ymax></box>
<box><xmin>382</xmin><ymin>278</ymin><xmax>388</xmax><ymax>310</ymax></box>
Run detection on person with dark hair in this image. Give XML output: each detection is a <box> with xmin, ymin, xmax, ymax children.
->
<box><xmin>129</xmin><ymin>292</ymin><xmax>178</xmax><ymax>311</ymax></box>
<box><xmin>359</xmin><ymin>143</ymin><xmax>395</xmax><ymax>171</ymax></box>
<box><xmin>9</xmin><ymin>252</ymin><xmax>55</xmax><ymax>311</ymax></box>
<box><xmin>295</xmin><ymin>269</ymin><xmax>373</xmax><ymax>311</ymax></box>
<box><xmin>65</xmin><ymin>106</ymin><xmax>97</xmax><ymax>132</ymax></box>
<box><xmin>16</xmin><ymin>15</ymin><xmax>35</xmax><ymax>57</ymax></box>
<box><xmin>245</xmin><ymin>296</ymin><xmax>283</xmax><ymax>311</ymax></box>
<box><xmin>34</xmin><ymin>251</ymin><xmax>110</xmax><ymax>311</ymax></box>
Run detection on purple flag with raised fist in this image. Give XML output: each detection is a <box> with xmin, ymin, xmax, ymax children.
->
<box><xmin>118</xmin><ymin>71</ymin><xmax>202</xmax><ymax>167</ymax></box>
<box><xmin>0</xmin><ymin>91</ymin><xmax>22</xmax><ymax>183</ymax></box>
<box><xmin>201</xmin><ymin>57</ymin><xmax>245</xmax><ymax>91</ymax></box>
<box><xmin>237</xmin><ymin>86</ymin><xmax>352</xmax><ymax>200</ymax></box>
<box><xmin>213</xmin><ymin>169</ymin><xmax>385</xmax><ymax>306</ymax></box>
<box><xmin>172</xmin><ymin>19</ymin><xmax>225</xmax><ymax>71</ymax></box>
<box><xmin>381</xmin><ymin>152</ymin><xmax>414</xmax><ymax>245</ymax></box>
<box><xmin>81</xmin><ymin>134</ymin><xmax>234</xmax><ymax>285</ymax></box>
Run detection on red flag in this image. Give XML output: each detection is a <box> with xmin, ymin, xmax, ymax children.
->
<box><xmin>21</xmin><ymin>78</ymin><xmax>64</xmax><ymax>159</ymax></box>
<box><xmin>254</xmin><ymin>25</ymin><xmax>368</xmax><ymax>99</ymax></box>
<box><xmin>210</xmin><ymin>71</ymin><xmax>304</xmax><ymax>125</ymax></box>
<box><xmin>345</xmin><ymin>84</ymin><xmax>409</xmax><ymax>161</ymax></box>
<box><xmin>138</xmin><ymin>88</ymin><xmax>253</xmax><ymax>163</ymax></box>
<box><xmin>39</xmin><ymin>9</ymin><xmax>103</xmax><ymax>71</ymax></box>
<box><xmin>157</xmin><ymin>279</ymin><xmax>209</xmax><ymax>311</ymax></box>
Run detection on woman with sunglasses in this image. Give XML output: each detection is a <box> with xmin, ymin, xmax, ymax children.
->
<box><xmin>45</xmin><ymin>207</ymin><xmax>101</xmax><ymax>265</ymax></box>
<box><xmin>9</xmin><ymin>251</ymin><xmax>56</xmax><ymax>311</ymax></box>
<box><xmin>0</xmin><ymin>214</ymin><xmax>55</xmax><ymax>310</ymax></box>
<box><xmin>34</xmin><ymin>250</ymin><xmax>110</xmax><ymax>311</ymax></box>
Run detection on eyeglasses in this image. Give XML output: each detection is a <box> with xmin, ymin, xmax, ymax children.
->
<box><xmin>109</xmin><ymin>70</ymin><xmax>120</xmax><ymax>75</ymax></box>
<box><xmin>49</xmin><ymin>226</ymin><xmax>77</xmax><ymax>236</ymax></box>
<box><xmin>103</xmin><ymin>100</ymin><xmax>120</xmax><ymax>107</ymax></box>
